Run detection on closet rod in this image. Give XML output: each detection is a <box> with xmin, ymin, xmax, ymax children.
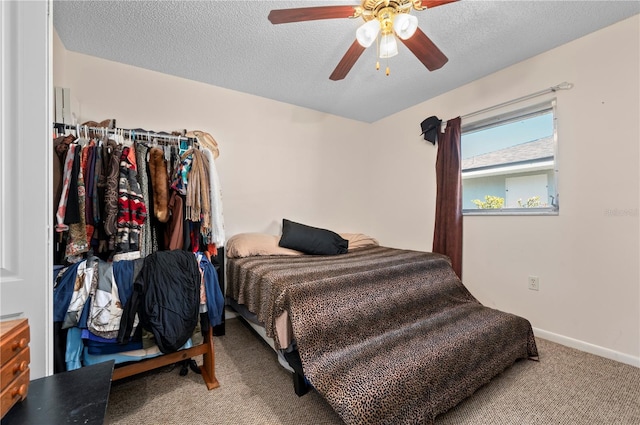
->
<box><xmin>458</xmin><ymin>81</ymin><xmax>574</xmax><ymax>122</ymax></box>
<box><xmin>53</xmin><ymin>122</ymin><xmax>196</xmax><ymax>144</ymax></box>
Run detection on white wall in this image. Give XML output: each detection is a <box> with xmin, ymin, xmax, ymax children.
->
<box><xmin>53</xmin><ymin>15</ymin><xmax>639</xmax><ymax>365</ymax></box>
<box><xmin>371</xmin><ymin>15</ymin><xmax>640</xmax><ymax>365</ymax></box>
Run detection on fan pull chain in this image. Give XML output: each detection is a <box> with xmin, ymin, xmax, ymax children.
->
<box><xmin>376</xmin><ymin>36</ymin><xmax>380</xmax><ymax>71</ymax></box>
<box><xmin>375</xmin><ymin>34</ymin><xmax>390</xmax><ymax>76</ymax></box>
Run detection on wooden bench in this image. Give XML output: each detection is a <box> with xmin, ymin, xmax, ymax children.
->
<box><xmin>111</xmin><ymin>325</ymin><xmax>219</xmax><ymax>390</ymax></box>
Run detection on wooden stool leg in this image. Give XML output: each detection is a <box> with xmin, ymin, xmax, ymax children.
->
<box><xmin>200</xmin><ymin>326</ymin><xmax>220</xmax><ymax>390</ymax></box>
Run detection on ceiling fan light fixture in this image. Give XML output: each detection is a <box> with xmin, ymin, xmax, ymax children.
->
<box><xmin>393</xmin><ymin>13</ymin><xmax>418</xmax><ymax>40</ymax></box>
<box><xmin>356</xmin><ymin>19</ymin><xmax>381</xmax><ymax>48</ymax></box>
<box><xmin>267</xmin><ymin>0</ymin><xmax>455</xmax><ymax>80</ymax></box>
<box><xmin>379</xmin><ymin>33</ymin><xmax>398</xmax><ymax>58</ymax></box>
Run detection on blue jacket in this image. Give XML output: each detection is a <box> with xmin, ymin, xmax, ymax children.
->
<box><xmin>53</xmin><ymin>261</ymin><xmax>83</xmax><ymax>322</ymax></box>
<box><xmin>198</xmin><ymin>254</ymin><xmax>225</xmax><ymax>327</ymax></box>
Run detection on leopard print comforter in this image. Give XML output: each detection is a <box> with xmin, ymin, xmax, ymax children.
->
<box><xmin>227</xmin><ymin>246</ymin><xmax>538</xmax><ymax>424</ymax></box>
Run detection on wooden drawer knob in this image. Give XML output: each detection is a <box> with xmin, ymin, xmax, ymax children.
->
<box><xmin>12</xmin><ymin>360</ymin><xmax>28</xmax><ymax>374</ymax></box>
<box><xmin>10</xmin><ymin>384</ymin><xmax>27</xmax><ymax>398</ymax></box>
<box><xmin>11</xmin><ymin>338</ymin><xmax>28</xmax><ymax>351</ymax></box>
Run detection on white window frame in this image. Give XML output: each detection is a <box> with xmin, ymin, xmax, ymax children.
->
<box><xmin>461</xmin><ymin>100</ymin><xmax>559</xmax><ymax>216</ymax></box>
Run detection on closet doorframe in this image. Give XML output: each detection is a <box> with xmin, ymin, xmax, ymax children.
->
<box><xmin>0</xmin><ymin>0</ymin><xmax>53</xmax><ymax>379</ymax></box>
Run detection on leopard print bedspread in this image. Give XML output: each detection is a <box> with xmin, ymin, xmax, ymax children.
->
<box><xmin>227</xmin><ymin>246</ymin><xmax>538</xmax><ymax>424</ymax></box>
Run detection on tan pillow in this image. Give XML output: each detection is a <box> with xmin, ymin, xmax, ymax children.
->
<box><xmin>339</xmin><ymin>233</ymin><xmax>379</xmax><ymax>251</ymax></box>
<box><xmin>226</xmin><ymin>233</ymin><xmax>303</xmax><ymax>258</ymax></box>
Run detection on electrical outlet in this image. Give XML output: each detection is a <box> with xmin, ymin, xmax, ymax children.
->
<box><xmin>528</xmin><ymin>276</ymin><xmax>540</xmax><ymax>291</ymax></box>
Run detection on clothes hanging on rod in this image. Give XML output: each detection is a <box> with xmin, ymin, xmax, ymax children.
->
<box><xmin>51</xmin><ymin>120</ymin><xmax>227</xmax><ymax>380</ymax></box>
<box><xmin>53</xmin><ymin>122</ymin><xmax>198</xmax><ymax>146</ymax></box>
<box><xmin>52</xmin><ymin>121</ymin><xmax>225</xmax><ymax>265</ymax></box>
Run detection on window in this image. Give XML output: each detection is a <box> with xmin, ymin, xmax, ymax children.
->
<box><xmin>461</xmin><ymin>100</ymin><xmax>558</xmax><ymax>215</ymax></box>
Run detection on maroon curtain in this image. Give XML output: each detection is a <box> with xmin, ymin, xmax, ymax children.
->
<box><xmin>433</xmin><ymin>117</ymin><xmax>462</xmax><ymax>279</ymax></box>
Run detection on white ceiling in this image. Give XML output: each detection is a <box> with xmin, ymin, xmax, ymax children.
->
<box><xmin>52</xmin><ymin>0</ymin><xmax>640</xmax><ymax>123</ymax></box>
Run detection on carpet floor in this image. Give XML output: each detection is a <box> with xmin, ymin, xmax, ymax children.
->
<box><xmin>105</xmin><ymin>317</ymin><xmax>640</xmax><ymax>425</ymax></box>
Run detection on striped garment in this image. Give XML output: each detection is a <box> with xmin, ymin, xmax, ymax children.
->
<box><xmin>116</xmin><ymin>146</ymin><xmax>147</xmax><ymax>253</ymax></box>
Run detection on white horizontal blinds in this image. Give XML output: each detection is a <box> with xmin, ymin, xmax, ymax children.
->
<box><xmin>458</xmin><ymin>81</ymin><xmax>572</xmax><ymax>126</ymax></box>
<box><xmin>462</xmin><ymin>102</ymin><xmax>554</xmax><ymax>135</ymax></box>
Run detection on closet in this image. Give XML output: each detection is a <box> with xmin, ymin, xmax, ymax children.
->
<box><xmin>51</xmin><ymin>121</ymin><xmax>225</xmax><ymax>389</ymax></box>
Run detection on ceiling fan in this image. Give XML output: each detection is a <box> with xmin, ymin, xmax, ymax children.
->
<box><xmin>268</xmin><ymin>0</ymin><xmax>458</xmax><ymax>80</ymax></box>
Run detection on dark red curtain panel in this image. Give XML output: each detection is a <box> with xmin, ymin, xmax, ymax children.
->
<box><xmin>433</xmin><ymin>117</ymin><xmax>463</xmax><ymax>279</ymax></box>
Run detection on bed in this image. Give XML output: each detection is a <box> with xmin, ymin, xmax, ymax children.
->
<box><xmin>225</xmin><ymin>226</ymin><xmax>538</xmax><ymax>425</ymax></box>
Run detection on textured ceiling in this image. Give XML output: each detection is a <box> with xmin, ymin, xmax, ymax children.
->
<box><xmin>53</xmin><ymin>1</ymin><xmax>640</xmax><ymax>123</ymax></box>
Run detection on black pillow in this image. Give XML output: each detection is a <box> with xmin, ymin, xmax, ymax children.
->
<box><xmin>278</xmin><ymin>219</ymin><xmax>348</xmax><ymax>255</ymax></box>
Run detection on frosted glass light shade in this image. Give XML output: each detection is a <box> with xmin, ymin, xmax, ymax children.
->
<box><xmin>356</xmin><ymin>19</ymin><xmax>381</xmax><ymax>48</ymax></box>
<box><xmin>379</xmin><ymin>34</ymin><xmax>398</xmax><ymax>58</ymax></box>
<box><xmin>393</xmin><ymin>13</ymin><xmax>418</xmax><ymax>40</ymax></box>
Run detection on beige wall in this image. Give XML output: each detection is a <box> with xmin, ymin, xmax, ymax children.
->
<box><xmin>372</xmin><ymin>15</ymin><xmax>639</xmax><ymax>364</ymax></box>
<box><xmin>53</xmin><ymin>30</ymin><xmax>375</xmax><ymax>239</ymax></box>
<box><xmin>53</xmin><ymin>15</ymin><xmax>639</xmax><ymax>365</ymax></box>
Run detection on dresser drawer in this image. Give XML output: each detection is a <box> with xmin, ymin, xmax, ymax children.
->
<box><xmin>0</xmin><ymin>319</ymin><xmax>30</xmax><ymax>366</ymax></box>
<box><xmin>1</xmin><ymin>319</ymin><xmax>30</xmax><ymax>420</ymax></box>
<box><xmin>0</xmin><ymin>368</ymin><xmax>29</xmax><ymax>418</ymax></box>
<box><xmin>0</xmin><ymin>347</ymin><xmax>30</xmax><ymax>392</ymax></box>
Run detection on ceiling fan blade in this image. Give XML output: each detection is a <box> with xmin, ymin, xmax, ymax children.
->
<box><xmin>268</xmin><ymin>6</ymin><xmax>358</xmax><ymax>24</ymax></box>
<box><xmin>422</xmin><ymin>0</ymin><xmax>459</xmax><ymax>9</ymax></box>
<box><xmin>400</xmin><ymin>27</ymin><xmax>448</xmax><ymax>71</ymax></box>
<box><xmin>329</xmin><ymin>40</ymin><xmax>366</xmax><ymax>81</ymax></box>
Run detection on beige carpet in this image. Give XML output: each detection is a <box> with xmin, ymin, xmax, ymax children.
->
<box><xmin>106</xmin><ymin>317</ymin><xmax>640</xmax><ymax>425</ymax></box>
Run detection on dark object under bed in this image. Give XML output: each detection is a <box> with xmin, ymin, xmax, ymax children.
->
<box><xmin>227</xmin><ymin>245</ymin><xmax>538</xmax><ymax>425</ymax></box>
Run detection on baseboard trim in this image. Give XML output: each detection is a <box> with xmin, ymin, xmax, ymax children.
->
<box><xmin>533</xmin><ymin>327</ymin><xmax>639</xmax><ymax>368</ymax></box>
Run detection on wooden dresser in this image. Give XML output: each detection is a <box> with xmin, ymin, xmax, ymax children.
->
<box><xmin>0</xmin><ymin>318</ymin><xmax>30</xmax><ymax>420</ymax></box>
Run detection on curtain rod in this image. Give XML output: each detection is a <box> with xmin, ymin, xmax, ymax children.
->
<box><xmin>459</xmin><ymin>81</ymin><xmax>574</xmax><ymax>122</ymax></box>
<box><xmin>53</xmin><ymin>122</ymin><xmax>195</xmax><ymax>144</ymax></box>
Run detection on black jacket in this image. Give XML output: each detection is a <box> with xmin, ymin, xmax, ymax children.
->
<box><xmin>119</xmin><ymin>250</ymin><xmax>200</xmax><ymax>353</ymax></box>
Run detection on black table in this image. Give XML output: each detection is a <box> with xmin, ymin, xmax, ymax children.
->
<box><xmin>2</xmin><ymin>360</ymin><xmax>114</xmax><ymax>425</ymax></box>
